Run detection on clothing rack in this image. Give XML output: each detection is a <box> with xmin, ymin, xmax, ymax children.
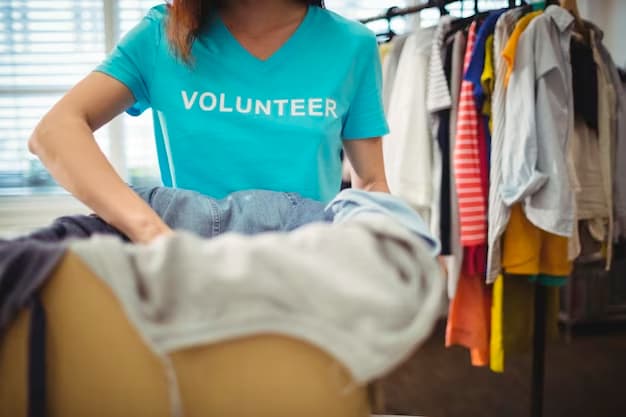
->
<box><xmin>358</xmin><ymin>2</ymin><xmax>549</xmax><ymax>416</ymax></box>
<box><xmin>532</xmin><ymin>285</ymin><xmax>547</xmax><ymax>417</ymax></box>
<box><xmin>359</xmin><ymin>1</ymin><xmax>529</xmax><ymax>25</ymax></box>
<box><xmin>358</xmin><ymin>0</ymin><xmax>457</xmax><ymax>24</ymax></box>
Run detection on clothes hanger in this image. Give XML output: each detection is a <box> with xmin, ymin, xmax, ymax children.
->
<box><xmin>443</xmin><ymin>0</ymin><xmax>495</xmax><ymax>44</ymax></box>
<box><xmin>443</xmin><ymin>0</ymin><xmax>527</xmax><ymax>43</ymax></box>
<box><xmin>375</xmin><ymin>6</ymin><xmax>398</xmax><ymax>43</ymax></box>
<box><xmin>435</xmin><ymin>0</ymin><xmax>450</xmax><ymax>16</ymax></box>
<box><xmin>383</xmin><ymin>6</ymin><xmax>398</xmax><ymax>41</ymax></box>
<box><xmin>516</xmin><ymin>0</ymin><xmax>533</xmax><ymax>13</ymax></box>
<box><xmin>559</xmin><ymin>0</ymin><xmax>590</xmax><ymax>43</ymax></box>
<box><xmin>443</xmin><ymin>11</ymin><xmax>490</xmax><ymax>43</ymax></box>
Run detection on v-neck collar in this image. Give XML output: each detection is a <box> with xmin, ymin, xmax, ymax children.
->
<box><xmin>213</xmin><ymin>5</ymin><xmax>316</xmax><ymax>70</ymax></box>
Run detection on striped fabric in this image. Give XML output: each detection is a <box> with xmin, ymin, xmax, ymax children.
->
<box><xmin>426</xmin><ymin>15</ymin><xmax>455</xmax><ymax>250</ymax></box>
<box><xmin>453</xmin><ymin>22</ymin><xmax>486</xmax><ymax>246</ymax></box>
<box><xmin>486</xmin><ymin>8</ymin><xmax>527</xmax><ymax>283</ymax></box>
<box><xmin>426</xmin><ymin>15</ymin><xmax>455</xmax><ymax>114</ymax></box>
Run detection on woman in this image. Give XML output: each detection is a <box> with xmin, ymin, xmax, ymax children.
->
<box><xmin>28</xmin><ymin>0</ymin><xmax>389</xmax><ymax>243</ymax></box>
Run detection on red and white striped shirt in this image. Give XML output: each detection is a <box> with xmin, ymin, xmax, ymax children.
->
<box><xmin>453</xmin><ymin>22</ymin><xmax>487</xmax><ymax>247</ymax></box>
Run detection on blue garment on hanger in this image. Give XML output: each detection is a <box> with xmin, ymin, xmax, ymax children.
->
<box><xmin>464</xmin><ymin>8</ymin><xmax>509</xmax><ymax>110</ymax></box>
<box><xmin>463</xmin><ymin>8</ymin><xmax>508</xmax><ymax>166</ymax></box>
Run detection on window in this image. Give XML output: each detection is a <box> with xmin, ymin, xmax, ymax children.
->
<box><xmin>414</xmin><ymin>0</ymin><xmax>512</xmax><ymax>27</ymax></box>
<box><xmin>327</xmin><ymin>0</ymin><xmax>512</xmax><ymax>32</ymax></box>
<box><xmin>0</xmin><ymin>0</ymin><xmax>510</xmax><ymax>196</ymax></box>
<box><xmin>326</xmin><ymin>0</ymin><xmax>420</xmax><ymax>34</ymax></box>
<box><xmin>0</xmin><ymin>0</ymin><xmax>160</xmax><ymax>196</ymax></box>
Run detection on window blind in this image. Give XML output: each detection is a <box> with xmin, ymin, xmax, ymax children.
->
<box><xmin>0</xmin><ymin>0</ymin><xmax>160</xmax><ymax>194</ymax></box>
<box><xmin>0</xmin><ymin>0</ymin><xmax>107</xmax><ymax>193</ymax></box>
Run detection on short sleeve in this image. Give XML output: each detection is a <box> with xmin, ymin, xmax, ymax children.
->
<box><xmin>342</xmin><ymin>33</ymin><xmax>389</xmax><ymax>140</ymax></box>
<box><xmin>94</xmin><ymin>8</ymin><xmax>162</xmax><ymax>116</ymax></box>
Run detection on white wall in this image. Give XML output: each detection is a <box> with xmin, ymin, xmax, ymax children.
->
<box><xmin>579</xmin><ymin>0</ymin><xmax>626</xmax><ymax>67</ymax></box>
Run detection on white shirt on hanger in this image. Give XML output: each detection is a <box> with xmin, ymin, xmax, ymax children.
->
<box><xmin>501</xmin><ymin>6</ymin><xmax>576</xmax><ymax>238</ymax></box>
<box><xmin>384</xmin><ymin>27</ymin><xmax>435</xmax><ymax>223</ymax></box>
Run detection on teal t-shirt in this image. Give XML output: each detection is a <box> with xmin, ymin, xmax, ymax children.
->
<box><xmin>96</xmin><ymin>4</ymin><xmax>389</xmax><ymax>201</ymax></box>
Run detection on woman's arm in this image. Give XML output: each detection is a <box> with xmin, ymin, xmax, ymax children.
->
<box><xmin>342</xmin><ymin>137</ymin><xmax>389</xmax><ymax>193</ymax></box>
<box><xmin>28</xmin><ymin>72</ymin><xmax>171</xmax><ymax>243</ymax></box>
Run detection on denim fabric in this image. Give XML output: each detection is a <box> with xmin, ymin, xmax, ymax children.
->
<box><xmin>133</xmin><ymin>187</ymin><xmax>440</xmax><ymax>254</ymax></box>
<box><xmin>132</xmin><ymin>186</ymin><xmax>330</xmax><ymax>237</ymax></box>
<box><xmin>325</xmin><ymin>189</ymin><xmax>441</xmax><ymax>256</ymax></box>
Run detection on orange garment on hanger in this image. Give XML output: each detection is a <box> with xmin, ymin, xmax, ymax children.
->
<box><xmin>502</xmin><ymin>10</ymin><xmax>542</xmax><ymax>86</ymax></box>
<box><xmin>446</xmin><ymin>271</ymin><xmax>492</xmax><ymax>367</ymax></box>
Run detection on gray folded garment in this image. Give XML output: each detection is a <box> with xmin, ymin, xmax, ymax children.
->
<box><xmin>71</xmin><ymin>212</ymin><xmax>444</xmax><ymax>417</ymax></box>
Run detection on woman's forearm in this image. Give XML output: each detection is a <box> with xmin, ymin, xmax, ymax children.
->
<box><xmin>29</xmin><ymin>112</ymin><xmax>170</xmax><ymax>243</ymax></box>
<box><xmin>342</xmin><ymin>137</ymin><xmax>389</xmax><ymax>193</ymax></box>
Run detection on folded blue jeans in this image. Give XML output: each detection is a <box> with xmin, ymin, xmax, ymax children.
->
<box><xmin>132</xmin><ymin>187</ymin><xmax>330</xmax><ymax>237</ymax></box>
<box><xmin>133</xmin><ymin>186</ymin><xmax>440</xmax><ymax>255</ymax></box>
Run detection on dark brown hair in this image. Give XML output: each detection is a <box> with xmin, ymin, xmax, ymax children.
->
<box><xmin>167</xmin><ymin>0</ymin><xmax>324</xmax><ymax>63</ymax></box>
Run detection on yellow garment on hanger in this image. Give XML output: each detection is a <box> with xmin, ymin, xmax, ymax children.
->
<box><xmin>379</xmin><ymin>42</ymin><xmax>393</xmax><ymax>62</ymax></box>
<box><xmin>490</xmin><ymin>275</ymin><xmax>504</xmax><ymax>373</ymax></box>
<box><xmin>481</xmin><ymin>34</ymin><xmax>495</xmax><ymax>132</ymax></box>
<box><xmin>502</xmin><ymin>204</ymin><xmax>572</xmax><ymax>277</ymax></box>
<box><xmin>489</xmin><ymin>274</ymin><xmax>562</xmax><ymax>373</ymax></box>
<box><xmin>502</xmin><ymin>10</ymin><xmax>543</xmax><ymax>87</ymax></box>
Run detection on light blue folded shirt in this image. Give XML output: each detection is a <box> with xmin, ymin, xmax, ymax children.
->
<box><xmin>325</xmin><ymin>189</ymin><xmax>441</xmax><ymax>256</ymax></box>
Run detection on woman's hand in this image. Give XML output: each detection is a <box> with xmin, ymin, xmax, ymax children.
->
<box><xmin>126</xmin><ymin>215</ymin><xmax>173</xmax><ymax>244</ymax></box>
